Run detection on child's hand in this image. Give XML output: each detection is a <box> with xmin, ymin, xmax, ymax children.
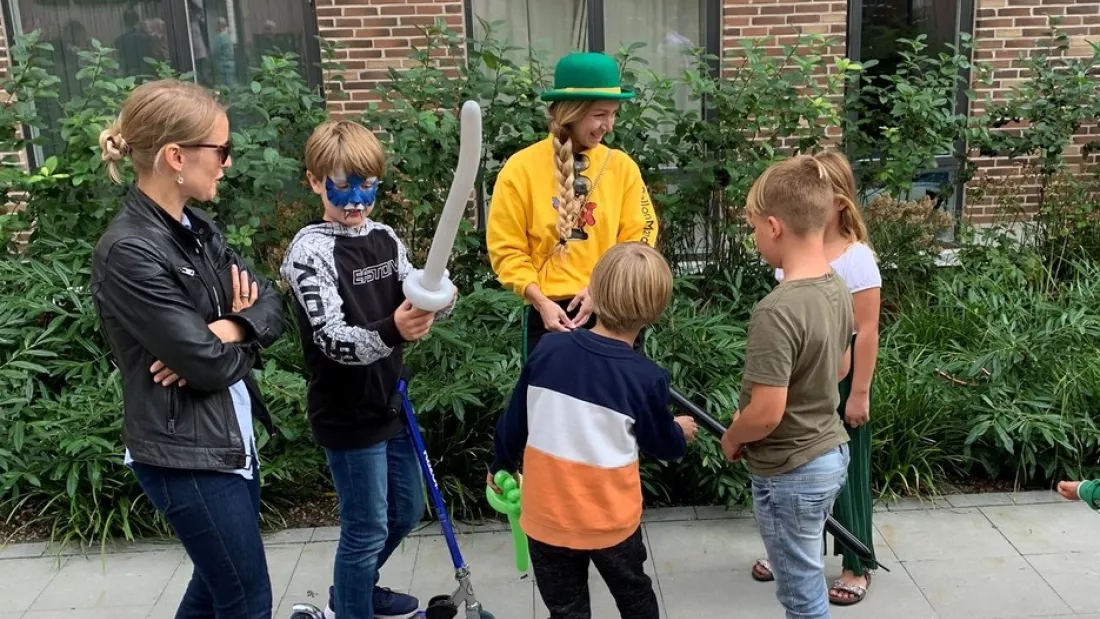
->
<box><xmin>487</xmin><ymin>471</ymin><xmax>502</xmax><ymax>494</ymax></box>
<box><xmin>1058</xmin><ymin>481</ymin><xmax>1082</xmax><ymax>501</ymax></box>
<box><xmin>674</xmin><ymin>416</ymin><xmax>698</xmax><ymax>442</ymax></box>
<box><xmin>721</xmin><ymin>429</ymin><xmax>744</xmax><ymax>462</ymax></box>
<box><xmin>396</xmin><ymin>300</ymin><xmax>436</xmax><ymax>341</ymax></box>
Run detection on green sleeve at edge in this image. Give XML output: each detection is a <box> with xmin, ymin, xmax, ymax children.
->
<box><xmin>1077</xmin><ymin>480</ymin><xmax>1100</xmax><ymax>510</ymax></box>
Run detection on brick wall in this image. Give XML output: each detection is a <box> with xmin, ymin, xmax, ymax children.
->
<box><xmin>316</xmin><ymin>0</ymin><xmax>465</xmax><ymax>117</ymax></box>
<box><xmin>967</xmin><ymin>0</ymin><xmax>1100</xmax><ymax>223</ymax></box>
<box><xmin>722</xmin><ymin>0</ymin><xmax>849</xmax><ymax>146</ymax></box>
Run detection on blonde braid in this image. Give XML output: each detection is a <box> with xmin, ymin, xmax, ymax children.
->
<box><xmin>550</xmin><ymin>118</ymin><xmax>583</xmax><ymax>251</ymax></box>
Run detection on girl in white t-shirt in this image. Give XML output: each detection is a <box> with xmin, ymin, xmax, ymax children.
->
<box><xmin>750</xmin><ymin>151</ymin><xmax>882</xmax><ymax>606</ymax></box>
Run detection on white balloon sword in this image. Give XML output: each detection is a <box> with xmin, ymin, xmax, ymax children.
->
<box><xmin>402</xmin><ymin>100</ymin><xmax>483</xmax><ymax>312</ymax></box>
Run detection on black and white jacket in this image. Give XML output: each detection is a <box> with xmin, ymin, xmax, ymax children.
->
<box><xmin>281</xmin><ymin>220</ymin><xmax>454</xmax><ymax>449</ymax></box>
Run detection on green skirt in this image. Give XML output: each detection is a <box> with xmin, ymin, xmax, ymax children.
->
<box><xmin>830</xmin><ymin>335</ymin><xmax>878</xmax><ymax>575</ymax></box>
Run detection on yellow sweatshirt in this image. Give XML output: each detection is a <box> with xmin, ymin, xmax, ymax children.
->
<box><xmin>486</xmin><ymin>137</ymin><xmax>659</xmax><ymax>301</ymax></box>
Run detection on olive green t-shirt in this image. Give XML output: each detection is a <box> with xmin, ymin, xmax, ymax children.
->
<box><xmin>740</xmin><ymin>270</ymin><xmax>854</xmax><ymax>476</ymax></box>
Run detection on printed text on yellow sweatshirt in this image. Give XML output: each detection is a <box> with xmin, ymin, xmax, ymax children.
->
<box><xmin>486</xmin><ymin>137</ymin><xmax>659</xmax><ymax>301</ymax></box>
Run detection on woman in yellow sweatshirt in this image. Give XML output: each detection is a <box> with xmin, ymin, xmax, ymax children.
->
<box><xmin>487</xmin><ymin>52</ymin><xmax>659</xmax><ymax>359</ymax></box>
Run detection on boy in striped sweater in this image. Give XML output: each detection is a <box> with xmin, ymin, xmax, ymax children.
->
<box><xmin>489</xmin><ymin>242</ymin><xmax>698</xmax><ymax>619</ymax></box>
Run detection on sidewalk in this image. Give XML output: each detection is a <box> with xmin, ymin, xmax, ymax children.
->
<box><xmin>1</xmin><ymin>490</ymin><xmax>1098</xmax><ymax>618</ymax></box>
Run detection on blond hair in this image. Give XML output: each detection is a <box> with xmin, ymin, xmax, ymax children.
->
<box><xmin>745</xmin><ymin>155</ymin><xmax>833</xmax><ymax>236</ymax></box>
<box><xmin>304</xmin><ymin>119</ymin><xmax>386</xmax><ymax>182</ymax></box>
<box><xmin>547</xmin><ymin>100</ymin><xmax>595</xmax><ymax>252</ymax></box>
<box><xmin>589</xmin><ymin>242</ymin><xmax>673</xmax><ymax>333</ymax></box>
<box><xmin>98</xmin><ymin>79</ymin><xmax>225</xmax><ymax>184</ymax></box>
<box><xmin>813</xmin><ymin>150</ymin><xmax>869</xmax><ymax>243</ymax></box>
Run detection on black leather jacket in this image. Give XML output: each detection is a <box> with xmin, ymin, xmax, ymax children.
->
<box><xmin>91</xmin><ymin>186</ymin><xmax>285</xmax><ymax>472</ymax></box>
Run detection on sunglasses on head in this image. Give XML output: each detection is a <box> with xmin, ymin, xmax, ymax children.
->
<box><xmin>185</xmin><ymin>140</ymin><xmax>233</xmax><ymax>165</ymax></box>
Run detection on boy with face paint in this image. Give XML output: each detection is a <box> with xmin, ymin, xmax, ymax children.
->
<box><xmin>281</xmin><ymin>120</ymin><xmax>456</xmax><ymax>619</ymax></box>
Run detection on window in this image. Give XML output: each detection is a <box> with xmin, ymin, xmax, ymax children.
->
<box><xmin>467</xmin><ymin>0</ymin><xmax>718</xmax><ymax>110</ymax></box>
<box><xmin>847</xmin><ymin>0</ymin><xmax>976</xmax><ymax>219</ymax></box>
<box><xmin>4</xmin><ymin>0</ymin><xmax>320</xmax><ymax>161</ymax></box>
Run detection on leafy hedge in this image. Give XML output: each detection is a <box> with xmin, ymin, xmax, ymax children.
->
<box><xmin>1</xmin><ymin>22</ymin><xmax>1100</xmax><ymax>547</ymax></box>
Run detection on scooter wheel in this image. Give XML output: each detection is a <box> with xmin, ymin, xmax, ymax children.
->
<box><xmin>479</xmin><ymin>610</ymin><xmax>496</xmax><ymax>619</ymax></box>
<box><xmin>424</xmin><ymin>595</ymin><xmax>458</xmax><ymax>619</ymax></box>
<box><xmin>290</xmin><ymin>613</ymin><xmax>323</xmax><ymax>619</ymax></box>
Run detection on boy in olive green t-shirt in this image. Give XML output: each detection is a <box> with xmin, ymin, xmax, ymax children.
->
<box><xmin>720</xmin><ymin>155</ymin><xmax>854</xmax><ymax>619</ymax></box>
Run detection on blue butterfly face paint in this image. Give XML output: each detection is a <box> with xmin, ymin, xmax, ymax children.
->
<box><xmin>325</xmin><ymin>173</ymin><xmax>379</xmax><ymax>211</ymax></box>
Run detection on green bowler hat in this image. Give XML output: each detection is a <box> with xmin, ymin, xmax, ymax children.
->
<box><xmin>540</xmin><ymin>52</ymin><xmax>635</xmax><ymax>102</ymax></box>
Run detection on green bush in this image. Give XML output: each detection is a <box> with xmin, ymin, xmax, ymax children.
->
<box><xmin>1</xmin><ymin>19</ymin><xmax>1099</xmax><ymax>547</ymax></box>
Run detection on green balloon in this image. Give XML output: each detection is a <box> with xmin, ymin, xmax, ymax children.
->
<box><xmin>486</xmin><ymin>471</ymin><xmax>529</xmax><ymax>573</ymax></box>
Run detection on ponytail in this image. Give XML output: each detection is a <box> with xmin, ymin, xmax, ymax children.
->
<box><xmin>814</xmin><ymin>150</ymin><xmax>869</xmax><ymax>244</ymax></box>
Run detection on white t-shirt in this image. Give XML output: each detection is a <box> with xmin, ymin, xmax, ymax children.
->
<box><xmin>775</xmin><ymin>241</ymin><xmax>882</xmax><ymax>294</ymax></box>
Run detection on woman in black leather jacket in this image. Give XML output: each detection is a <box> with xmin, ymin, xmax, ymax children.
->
<box><xmin>91</xmin><ymin>79</ymin><xmax>284</xmax><ymax>619</ymax></box>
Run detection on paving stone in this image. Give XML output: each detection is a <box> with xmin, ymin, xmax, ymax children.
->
<box><xmin>641</xmin><ymin>507</ymin><xmax>697</xmax><ymax>523</ymax></box>
<box><xmin>0</xmin><ymin>541</ymin><xmax>47</xmax><ymax>560</ymax></box>
<box><xmin>412</xmin><ymin>531</ymin><xmax>531</xmax><ymax>594</ymax></box>
<box><xmin>32</xmin><ymin>549</ymin><xmax>183</xmax><ymax>610</ymax></box>
<box><xmin>1010</xmin><ymin>490</ymin><xmax>1061</xmax><ymax>504</ymax></box>
<box><xmin>310</xmin><ymin>527</ymin><xmax>341</xmax><ymax>543</ymax></box>
<box><xmin>0</xmin><ymin>556</ymin><xmax>62</xmax><ymax>611</ymax></box>
<box><xmin>693</xmin><ymin>505</ymin><xmax>750</xmax><ymax>520</ymax></box>
<box><xmin>982</xmin><ymin>502</ymin><xmax>1100</xmax><ymax>555</ymax></box>
<box><xmin>906</xmin><ymin>555</ymin><xmax>1071</xmax><ymax>618</ymax></box>
<box><xmin>646</xmin><ymin>518</ymin><xmax>765</xmax><ymax>575</ymax></box>
<box><xmin>262</xmin><ymin>527</ymin><xmax>314</xmax><ymax>545</ymax></box>
<box><xmin>1026</xmin><ymin>552</ymin><xmax>1100</xmax><ymax>614</ymax></box>
<box><xmin>944</xmin><ymin>492</ymin><xmax>1014</xmax><ymax>508</ymax></box>
<box><xmin>875</xmin><ymin>507</ymin><xmax>1017</xmax><ymax>561</ymax></box>
<box><xmin>23</xmin><ymin>607</ymin><xmax>152</xmax><ymax>618</ymax></box>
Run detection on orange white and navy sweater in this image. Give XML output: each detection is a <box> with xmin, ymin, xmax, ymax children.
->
<box><xmin>491</xmin><ymin>329</ymin><xmax>688</xmax><ymax>550</ymax></box>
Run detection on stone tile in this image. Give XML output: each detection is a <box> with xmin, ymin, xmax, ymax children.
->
<box><xmin>1026</xmin><ymin>552</ymin><xmax>1100</xmax><ymax>614</ymax></box>
<box><xmin>151</xmin><ymin>544</ymin><xmax>303</xmax><ymax>619</ymax></box>
<box><xmin>31</xmin><ymin>549</ymin><xmax>183</xmax><ymax>610</ymax></box>
<box><xmin>944</xmin><ymin>492</ymin><xmax>1014</xmax><ymax>508</ymax></box>
<box><xmin>310</xmin><ymin>527</ymin><xmax>341</xmax><ymax>543</ymax></box>
<box><xmin>826</xmin><ymin>557</ymin><xmax>936</xmax><ymax>619</ymax></box>
<box><xmin>473</xmin><ymin>582</ymin><xmax>536</xmax><ymax>619</ymax></box>
<box><xmin>881</xmin><ymin>496</ymin><xmax>949</xmax><ymax>511</ymax></box>
<box><xmin>283</xmin><ymin>539</ymin><xmax>417</xmax><ymax>610</ymax></box>
<box><xmin>263</xmin><ymin>528</ymin><xmax>314</xmax><ymax>545</ymax></box>
<box><xmin>411</xmin><ymin>531</ymin><xmax>529</xmax><ymax>594</ymax></box>
<box><xmin>0</xmin><ymin>541</ymin><xmax>47</xmax><ymax>559</ymax></box>
<box><xmin>982</xmin><ymin>503</ymin><xmax>1100</xmax><ymax>555</ymax></box>
<box><xmin>694</xmin><ymin>505</ymin><xmax>750</xmax><ymax>520</ymax></box>
<box><xmin>642</xmin><ymin>507</ymin><xmax>697</xmax><ymax>523</ymax></box>
<box><xmin>23</xmin><ymin>607</ymin><xmax>152</xmax><ymax>618</ymax></box>
<box><xmin>875</xmin><ymin>507</ymin><xmax>1017</xmax><ymax>561</ymax></box>
<box><xmin>1011</xmin><ymin>490</ymin><xmax>1062</xmax><ymax>505</ymax></box>
<box><xmin>659</xmin><ymin>570</ymin><xmax>772</xmax><ymax>619</ymax></box>
<box><xmin>0</xmin><ymin>613</ymin><xmax>22</xmax><ymax>619</ymax></box>
<box><xmin>906</xmin><ymin>555</ymin><xmax>1071</xmax><ymax>619</ymax></box>
<box><xmin>646</xmin><ymin>518</ymin><xmax>766</xmax><ymax>575</ymax></box>
<box><xmin>0</xmin><ymin>556</ymin><xmax>62</xmax><ymax>611</ymax></box>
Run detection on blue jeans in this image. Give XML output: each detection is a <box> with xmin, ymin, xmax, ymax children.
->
<box><xmin>326</xmin><ymin>428</ymin><xmax>425</xmax><ymax>619</ymax></box>
<box><xmin>131</xmin><ymin>462</ymin><xmax>271</xmax><ymax>619</ymax></box>
<box><xmin>752</xmin><ymin>445</ymin><xmax>850</xmax><ymax>619</ymax></box>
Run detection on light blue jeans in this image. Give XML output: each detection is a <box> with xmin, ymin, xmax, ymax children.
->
<box><xmin>752</xmin><ymin>445</ymin><xmax>850</xmax><ymax>619</ymax></box>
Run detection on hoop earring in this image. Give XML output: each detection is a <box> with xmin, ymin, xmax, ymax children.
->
<box><xmin>176</xmin><ymin>175</ymin><xmax>184</xmax><ymax>185</ymax></box>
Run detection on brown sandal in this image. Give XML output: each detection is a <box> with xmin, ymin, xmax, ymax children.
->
<box><xmin>751</xmin><ymin>558</ymin><xmax>774</xmax><ymax>582</ymax></box>
<box><xmin>828</xmin><ymin>573</ymin><xmax>871</xmax><ymax>606</ymax></box>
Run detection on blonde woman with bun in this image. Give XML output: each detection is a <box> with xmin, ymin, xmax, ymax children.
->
<box><xmin>487</xmin><ymin>52</ymin><xmax>659</xmax><ymax>361</ymax></box>
<box><xmin>91</xmin><ymin>79</ymin><xmax>284</xmax><ymax>619</ymax></box>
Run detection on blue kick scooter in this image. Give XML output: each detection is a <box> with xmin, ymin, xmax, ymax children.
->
<box><xmin>290</xmin><ymin>368</ymin><xmax>496</xmax><ymax>619</ymax></box>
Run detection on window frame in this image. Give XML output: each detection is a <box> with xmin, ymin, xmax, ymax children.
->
<box><xmin>845</xmin><ymin>0</ymin><xmax>977</xmax><ymax>224</ymax></box>
<box><xmin>2</xmin><ymin>0</ymin><xmax>322</xmax><ymax>170</ymax></box>
<box><xmin>462</xmin><ymin>0</ymin><xmax>722</xmax><ymax>226</ymax></box>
